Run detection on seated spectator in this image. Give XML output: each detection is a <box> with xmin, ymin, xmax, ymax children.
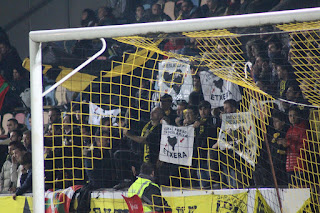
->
<box><xmin>44</xmin><ymin>107</ymin><xmax>61</xmax><ymax>134</ymax></box>
<box><xmin>22</xmin><ymin>130</ymin><xmax>31</xmax><ymax>152</ymax></box>
<box><xmin>176</xmin><ymin>0</ymin><xmax>200</xmax><ymax>19</ymax></box>
<box><xmin>128</xmin><ymin>163</ymin><xmax>172</xmax><ymax>213</ymax></box>
<box><xmin>0</xmin><ymin>141</ymin><xmax>20</xmax><ymax>192</ymax></box>
<box><xmin>163</xmin><ymin>37</ymin><xmax>186</xmax><ymax>57</ymax></box>
<box><xmin>148</xmin><ymin>3</ymin><xmax>171</xmax><ymax>22</ymax></box>
<box><xmin>80</xmin><ymin>8</ymin><xmax>98</xmax><ymax>27</ymax></box>
<box><xmin>200</xmin><ymin>0</ymin><xmax>226</xmax><ymax>18</ymax></box>
<box><xmin>160</xmin><ymin>94</ymin><xmax>177</xmax><ymax>125</ymax></box>
<box><xmin>6</xmin><ymin>118</ymin><xmax>19</xmax><ymax>137</ymax></box>
<box><xmin>251</xmin><ymin>55</ymin><xmax>272</xmax><ymax>84</ymax></box>
<box><xmin>97</xmin><ymin>6</ymin><xmax>117</xmax><ymax>26</ymax></box>
<box><xmin>132</xmin><ymin>5</ymin><xmax>148</xmax><ymax>23</ymax></box>
<box><xmin>10</xmin><ymin>66</ymin><xmax>29</xmax><ymax>97</ymax></box>
<box><xmin>12</xmin><ymin>152</ymin><xmax>32</xmax><ymax>199</ymax></box>
<box><xmin>285</xmin><ymin>106</ymin><xmax>308</xmax><ymax>182</ymax></box>
<box><xmin>270</xmin><ymin>0</ymin><xmax>318</xmax><ymax>12</ymax></box>
<box><xmin>9</xmin><ymin>129</ymin><xmax>23</xmax><ymax>143</ymax></box>
<box><xmin>12</xmin><ymin>142</ymin><xmax>28</xmax><ymax>188</ymax></box>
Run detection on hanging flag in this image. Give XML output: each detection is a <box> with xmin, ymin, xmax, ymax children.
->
<box><xmin>0</xmin><ymin>75</ymin><xmax>9</xmax><ymax>111</ymax></box>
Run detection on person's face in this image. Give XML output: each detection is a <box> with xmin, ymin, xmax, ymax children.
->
<box><xmin>255</xmin><ymin>57</ymin><xmax>263</xmax><ymax>68</ymax></box>
<box><xmin>152</xmin><ymin>4</ymin><xmax>161</xmax><ymax>15</ymax></box>
<box><xmin>102</xmin><ymin>119</ymin><xmax>111</xmax><ymax>131</ymax></box>
<box><xmin>96</xmin><ymin>132</ymin><xmax>110</xmax><ymax>147</ymax></box>
<box><xmin>98</xmin><ymin>7</ymin><xmax>106</xmax><ymax>19</ymax></box>
<box><xmin>136</xmin><ymin>6</ymin><xmax>144</xmax><ymax>17</ymax></box>
<box><xmin>276</xmin><ymin>66</ymin><xmax>286</xmax><ymax>80</ymax></box>
<box><xmin>13</xmin><ymin>149</ymin><xmax>24</xmax><ymax>164</ymax></box>
<box><xmin>286</xmin><ymin>86</ymin><xmax>296</xmax><ymax>101</ymax></box>
<box><xmin>63</xmin><ymin>115</ymin><xmax>71</xmax><ymax>129</ymax></box>
<box><xmin>185</xmin><ymin>109</ymin><xmax>196</xmax><ymax>124</ymax></box>
<box><xmin>23</xmin><ymin>133</ymin><xmax>31</xmax><ymax>148</ymax></box>
<box><xmin>273</xmin><ymin>117</ymin><xmax>284</xmax><ymax>131</ymax></box>
<box><xmin>268</xmin><ymin>43</ymin><xmax>279</xmax><ymax>54</ymax></box>
<box><xmin>10</xmin><ymin>131</ymin><xmax>20</xmax><ymax>142</ymax></box>
<box><xmin>7</xmin><ymin>121</ymin><xmax>18</xmax><ymax>133</ymax></box>
<box><xmin>13</xmin><ymin>69</ymin><xmax>20</xmax><ymax>81</ymax></box>
<box><xmin>150</xmin><ymin>107</ymin><xmax>162</xmax><ymax>121</ymax></box>
<box><xmin>81</xmin><ymin>11</ymin><xmax>88</xmax><ymax>21</ymax></box>
<box><xmin>0</xmin><ymin>43</ymin><xmax>8</xmax><ymax>55</ymax></box>
<box><xmin>177</xmin><ymin>104</ymin><xmax>186</xmax><ymax>117</ymax></box>
<box><xmin>48</xmin><ymin>110</ymin><xmax>60</xmax><ymax>124</ymax></box>
<box><xmin>223</xmin><ymin>103</ymin><xmax>236</xmax><ymax>114</ymax></box>
<box><xmin>181</xmin><ymin>2</ymin><xmax>190</xmax><ymax>12</ymax></box>
<box><xmin>8</xmin><ymin>145</ymin><xmax>14</xmax><ymax>156</ymax></box>
<box><xmin>192</xmin><ymin>77</ymin><xmax>201</xmax><ymax>88</ymax></box>
<box><xmin>288</xmin><ymin>110</ymin><xmax>300</xmax><ymax>125</ymax></box>
<box><xmin>199</xmin><ymin>107</ymin><xmax>211</xmax><ymax>118</ymax></box>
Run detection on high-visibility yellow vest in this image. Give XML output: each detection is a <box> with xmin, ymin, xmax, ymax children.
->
<box><xmin>128</xmin><ymin>177</ymin><xmax>160</xmax><ymax>213</ymax></box>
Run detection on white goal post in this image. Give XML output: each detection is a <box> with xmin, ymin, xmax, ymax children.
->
<box><xmin>29</xmin><ymin>7</ymin><xmax>320</xmax><ymax>213</ymax></box>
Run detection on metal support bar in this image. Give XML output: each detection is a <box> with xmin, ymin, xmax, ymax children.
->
<box><xmin>42</xmin><ymin>38</ymin><xmax>106</xmax><ymax>97</ymax></box>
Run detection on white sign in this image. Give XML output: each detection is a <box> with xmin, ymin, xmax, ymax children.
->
<box><xmin>158</xmin><ymin>59</ymin><xmax>193</xmax><ymax>104</ymax></box>
<box><xmin>217</xmin><ymin>112</ymin><xmax>257</xmax><ymax>166</ymax></box>
<box><xmin>199</xmin><ymin>71</ymin><xmax>242</xmax><ymax>108</ymax></box>
<box><xmin>88</xmin><ymin>102</ymin><xmax>120</xmax><ymax>125</ymax></box>
<box><xmin>159</xmin><ymin>124</ymin><xmax>194</xmax><ymax>166</ymax></box>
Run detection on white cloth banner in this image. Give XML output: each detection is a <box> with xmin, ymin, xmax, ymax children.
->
<box><xmin>157</xmin><ymin>59</ymin><xmax>193</xmax><ymax>104</ymax></box>
<box><xmin>159</xmin><ymin>124</ymin><xmax>194</xmax><ymax>166</ymax></box>
<box><xmin>199</xmin><ymin>71</ymin><xmax>242</xmax><ymax>108</ymax></box>
<box><xmin>217</xmin><ymin>112</ymin><xmax>257</xmax><ymax>166</ymax></box>
<box><xmin>88</xmin><ymin>102</ymin><xmax>120</xmax><ymax>125</ymax></box>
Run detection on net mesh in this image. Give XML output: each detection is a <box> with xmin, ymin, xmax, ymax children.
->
<box><xmin>32</xmin><ymin>19</ymin><xmax>320</xmax><ymax>211</ymax></box>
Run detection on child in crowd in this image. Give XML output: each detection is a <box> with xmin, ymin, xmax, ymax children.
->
<box><xmin>269</xmin><ymin>110</ymin><xmax>288</xmax><ymax>185</ymax></box>
<box><xmin>286</xmin><ymin>106</ymin><xmax>308</xmax><ymax>183</ymax></box>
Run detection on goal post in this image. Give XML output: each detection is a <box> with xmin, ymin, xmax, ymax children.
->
<box><xmin>29</xmin><ymin>7</ymin><xmax>320</xmax><ymax>213</ymax></box>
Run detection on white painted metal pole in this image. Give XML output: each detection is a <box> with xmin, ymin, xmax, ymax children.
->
<box><xmin>42</xmin><ymin>38</ymin><xmax>107</xmax><ymax>97</ymax></box>
<box><xmin>29</xmin><ymin>7</ymin><xmax>320</xmax><ymax>43</ymax></box>
<box><xmin>29</xmin><ymin>38</ymin><xmax>45</xmax><ymax>213</ymax></box>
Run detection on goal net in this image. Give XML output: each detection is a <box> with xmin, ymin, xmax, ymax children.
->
<box><xmin>28</xmin><ymin>8</ymin><xmax>320</xmax><ymax>213</ymax></box>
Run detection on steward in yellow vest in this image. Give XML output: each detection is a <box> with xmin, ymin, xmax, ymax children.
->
<box><xmin>128</xmin><ymin>163</ymin><xmax>172</xmax><ymax>213</ymax></box>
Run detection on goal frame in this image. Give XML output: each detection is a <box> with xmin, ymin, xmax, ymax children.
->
<box><xmin>29</xmin><ymin>7</ymin><xmax>320</xmax><ymax>213</ymax></box>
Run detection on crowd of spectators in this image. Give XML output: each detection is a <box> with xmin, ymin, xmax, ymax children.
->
<box><xmin>0</xmin><ymin>0</ymin><xmax>319</xmax><ymax>202</ymax></box>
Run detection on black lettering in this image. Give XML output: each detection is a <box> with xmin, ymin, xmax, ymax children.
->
<box><xmin>183</xmin><ymin>152</ymin><xmax>187</xmax><ymax>158</ymax></box>
<box><xmin>103</xmin><ymin>209</ymin><xmax>112</xmax><ymax>213</ymax></box>
<box><xmin>176</xmin><ymin>207</ymin><xmax>185</xmax><ymax>213</ymax></box>
<box><xmin>93</xmin><ymin>208</ymin><xmax>101</xmax><ymax>213</ymax></box>
<box><xmin>188</xmin><ymin>205</ymin><xmax>197</xmax><ymax>213</ymax></box>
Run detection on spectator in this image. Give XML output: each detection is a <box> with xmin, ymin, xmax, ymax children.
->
<box><xmin>128</xmin><ymin>163</ymin><xmax>172</xmax><ymax>213</ymax></box>
<box><xmin>270</xmin><ymin>0</ymin><xmax>318</xmax><ymax>12</ymax></box>
<box><xmin>133</xmin><ymin>5</ymin><xmax>148</xmax><ymax>23</ymax></box>
<box><xmin>175</xmin><ymin>100</ymin><xmax>188</xmax><ymax>126</ymax></box>
<box><xmin>6</xmin><ymin>118</ymin><xmax>19</xmax><ymax>136</ymax></box>
<box><xmin>12</xmin><ymin>142</ymin><xmax>28</xmax><ymax>188</ymax></box>
<box><xmin>0</xmin><ymin>141</ymin><xmax>20</xmax><ymax>192</ymax></box>
<box><xmin>22</xmin><ymin>130</ymin><xmax>31</xmax><ymax>152</ymax></box>
<box><xmin>123</xmin><ymin>107</ymin><xmax>164</xmax><ymax>168</ymax></box>
<box><xmin>9</xmin><ymin>129</ymin><xmax>23</xmax><ymax>142</ymax></box>
<box><xmin>148</xmin><ymin>3</ymin><xmax>171</xmax><ymax>22</ymax></box>
<box><xmin>176</xmin><ymin>0</ymin><xmax>200</xmax><ymax>19</ymax></box>
<box><xmin>160</xmin><ymin>94</ymin><xmax>177</xmax><ymax>125</ymax></box>
<box><xmin>194</xmin><ymin>101</ymin><xmax>218</xmax><ymax>188</ymax></box>
<box><xmin>200</xmin><ymin>0</ymin><xmax>226</xmax><ymax>18</ymax></box>
<box><xmin>188</xmin><ymin>75</ymin><xmax>204</xmax><ymax>107</ymax></box>
<box><xmin>12</xmin><ymin>152</ymin><xmax>32</xmax><ymax>200</ymax></box>
<box><xmin>85</xmin><ymin>129</ymin><xmax>114</xmax><ymax>189</ymax></box>
<box><xmin>269</xmin><ymin>110</ymin><xmax>288</xmax><ymax>185</ymax></box>
<box><xmin>80</xmin><ymin>8</ymin><xmax>98</xmax><ymax>27</ymax></box>
<box><xmin>163</xmin><ymin>37</ymin><xmax>186</xmax><ymax>57</ymax></box>
<box><xmin>10</xmin><ymin>66</ymin><xmax>29</xmax><ymax>97</ymax></box>
<box><xmin>183</xmin><ymin>105</ymin><xmax>198</xmax><ymax>126</ymax></box>
<box><xmin>285</xmin><ymin>106</ymin><xmax>308</xmax><ymax>182</ymax></box>
<box><xmin>276</xmin><ymin>63</ymin><xmax>296</xmax><ymax>99</ymax></box>
<box><xmin>44</xmin><ymin>107</ymin><xmax>61</xmax><ymax>134</ymax></box>
<box><xmin>97</xmin><ymin>6</ymin><xmax>117</xmax><ymax>26</ymax></box>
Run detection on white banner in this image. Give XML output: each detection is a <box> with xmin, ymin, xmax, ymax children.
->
<box><xmin>217</xmin><ymin>112</ymin><xmax>257</xmax><ymax>166</ymax></box>
<box><xmin>199</xmin><ymin>71</ymin><xmax>242</xmax><ymax>108</ymax></box>
<box><xmin>157</xmin><ymin>59</ymin><xmax>193</xmax><ymax>104</ymax></box>
<box><xmin>159</xmin><ymin>124</ymin><xmax>194</xmax><ymax>166</ymax></box>
<box><xmin>88</xmin><ymin>102</ymin><xmax>120</xmax><ymax>125</ymax></box>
